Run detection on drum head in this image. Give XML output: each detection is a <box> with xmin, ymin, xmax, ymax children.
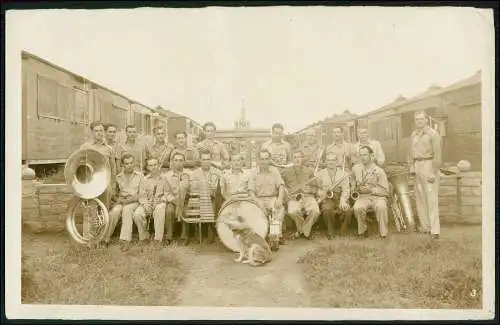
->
<box><xmin>216</xmin><ymin>198</ymin><xmax>268</xmax><ymax>252</ymax></box>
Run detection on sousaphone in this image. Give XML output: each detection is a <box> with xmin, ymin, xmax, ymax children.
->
<box><xmin>64</xmin><ymin>148</ymin><xmax>112</xmax><ymax>246</ymax></box>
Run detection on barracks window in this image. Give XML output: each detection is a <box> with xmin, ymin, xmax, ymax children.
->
<box><xmin>36</xmin><ymin>75</ymin><xmax>60</xmax><ymax>119</ymax></box>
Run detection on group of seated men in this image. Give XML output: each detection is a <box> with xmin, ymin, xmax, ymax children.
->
<box><xmin>261</xmin><ymin>123</ymin><xmax>394</xmax><ymax>249</ymax></box>
<box><xmin>81</xmin><ymin>120</ymin><xmax>393</xmax><ymax>252</ymax></box>
<box><xmin>80</xmin><ymin>120</ymin><xmax>226</xmax><ymax>251</ymax></box>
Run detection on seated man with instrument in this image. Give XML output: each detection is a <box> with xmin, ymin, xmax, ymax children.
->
<box><xmin>133</xmin><ymin>157</ymin><xmax>168</xmax><ymax>247</ymax></box>
<box><xmin>184</xmin><ymin>150</ymin><xmax>222</xmax><ymax>245</ymax></box>
<box><xmin>281</xmin><ymin>149</ymin><xmax>321</xmax><ymax>240</ymax></box>
<box><xmin>164</xmin><ymin>152</ymin><xmax>191</xmax><ymax>246</ymax></box>
<box><xmin>316</xmin><ymin>153</ymin><xmax>352</xmax><ymax>239</ymax></box>
<box><xmin>352</xmin><ymin>146</ymin><xmax>390</xmax><ymax>238</ymax></box>
<box><xmin>221</xmin><ymin>153</ymin><xmax>250</xmax><ymax>200</ymax></box>
<box><xmin>106</xmin><ymin>153</ymin><xmax>143</xmax><ymax>251</ymax></box>
<box><xmin>248</xmin><ymin>149</ymin><xmax>286</xmax><ymax>252</ymax></box>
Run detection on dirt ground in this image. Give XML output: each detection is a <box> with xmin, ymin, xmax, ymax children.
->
<box><xmin>22</xmin><ymin>221</ymin><xmax>482</xmax><ymax>309</ymax></box>
<box><xmin>176</xmin><ymin>238</ymin><xmax>322</xmax><ymax>307</ymax></box>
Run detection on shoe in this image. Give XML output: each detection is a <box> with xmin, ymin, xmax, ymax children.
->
<box><xmin>431</xmin><ymin>234</ymin><xmax>440</xmax><ymax>239</ymax></box>
<box><xmin>327</xmin><ymin>235</ymin><xmax>334</xmax><ymax>240</ymax></box>
<box><xmin>279</xmin><ymin>237</ymin><xmax>287</xmax><ymax>245</ymax></box>
<box><xmin>120</xmin><ymin>241</ymin><xmax>131</xmax><ymax>251</ymax></box>
<box><xmin>164</xmin><ymin>239</ymin><xmax>172</xmax><ymax>246</ymax></box>
<box><xmin>358</xmin><ymin>231</ymin><xmax>368</xmax><ymax>238</ymax></box>
<box><xmin>182</xmin><ymin>238</ymin><xmax>190</xmax><ymax>246</ymax></box>
<box><xmin>305</xmin><ymin>233</ymin><xmax>315</xmax><ymax>240</ymax></box>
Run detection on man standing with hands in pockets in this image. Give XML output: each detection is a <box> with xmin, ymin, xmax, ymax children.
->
<box><xmin>409</xmin><ymin>111</ymin><xmax>442</xmax><ymax>239</ymax></box>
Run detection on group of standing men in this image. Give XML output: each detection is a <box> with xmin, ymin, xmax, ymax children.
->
<box><xmin>78</xmin><ymin>109</ymin><xmax>442</xmax><ymax>252</ymax></box>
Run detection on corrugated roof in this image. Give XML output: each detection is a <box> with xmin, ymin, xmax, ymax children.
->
<box><xmin>359</xmin><ymin>70</ymin><xmax>481</xmax><ymax>118</ymax></box>
<box><xmin>154</xmin><ymin>106</ymin><xmax>202</xmax><ymax>126</ymax></box>
<box><xmin>297</xmin><ymin>110</ymin><xmax>358</xmax><ymax>133</ymax></box>
<box><xmin>22</xmin><ymin>50</ymin><xmax>155</xmax><ymax>113</ymax></box>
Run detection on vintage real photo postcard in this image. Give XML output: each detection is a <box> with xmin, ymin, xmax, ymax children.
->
<box><xmin>5</xmin><ymin>5</ymin><xmax>496</xmax><ymax>321</ymax></box>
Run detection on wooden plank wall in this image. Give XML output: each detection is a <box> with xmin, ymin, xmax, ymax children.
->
<box><xmin>406</xmin><ymin>171</ymin><xmax>482</xmax><ymax>225</ymax></box>
<box><xmin>22</xmin><ymin>182</ymin><xmax>72</xmax><ymax>233</ymax></box>
<box><xmin>22</xmin><ymin>171</ymin><xmax>483</xmax><ymax>233</ymax></box>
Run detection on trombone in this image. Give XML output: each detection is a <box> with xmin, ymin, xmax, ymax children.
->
<box><xmin>312</xmin><ymin>146</ymin><xmax>326</xmax><ymax>174</ymax></box>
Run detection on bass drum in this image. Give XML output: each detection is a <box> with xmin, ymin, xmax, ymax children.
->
<box><xmin>216</xmin><ymin>197</ymin><xmax>269</xmax><ymax>252</ymax></box>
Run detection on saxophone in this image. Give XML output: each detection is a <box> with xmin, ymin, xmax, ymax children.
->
<box><xmin>326</xmin><ymin>173</ymin><xmax>351</xmax><ymax>199</ymax></box>
<box><xmin>351</xmin><ymin>168</ymin><xmax>377</xmax><ymax>201</ymax></box>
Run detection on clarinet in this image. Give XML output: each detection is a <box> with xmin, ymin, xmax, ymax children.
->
<box><xmin>150</xmin><ymin>185</ymin><xmax>158</xmax><ymax>207</ymax></box>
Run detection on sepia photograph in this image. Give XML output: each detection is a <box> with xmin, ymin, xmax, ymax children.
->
<box><xmin>5</xmin><ymin>4</ymin><xmax>495</xmax><ymax>321</ymax></box>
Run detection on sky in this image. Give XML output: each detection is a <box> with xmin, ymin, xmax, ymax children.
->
<box><xmin>9</xmin><ymin>6</ymin><xmax>493</xmax><ymax>133</ymax></box>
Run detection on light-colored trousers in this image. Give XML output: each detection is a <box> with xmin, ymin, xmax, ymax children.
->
<box><xmin>414</xmin><ymin>160</ymin><xmax>440</xmax><ymax>235</ymax></box>
<box><xmin>353</xmin><ymin>195</ymin><xmax>389</xmax><ymax>236</ymax></box>
<box><xmin>105</xmin><ymin>202</ymin><xmax>139</xmax><ymax>242</ymax></box>
<box><xmin>133</xmin><ymin>203</ymin><xmax>167</xmax><ymax>241</ymax></box>
<box><xmin>255</xmin><ymin>196</ymin><xmax>285</xmax><ymax>238</ymax></box>
<box><xmin>287</xmin><ymin>195</ymin><xmax>320</xmax><ymax>237</ymax></box>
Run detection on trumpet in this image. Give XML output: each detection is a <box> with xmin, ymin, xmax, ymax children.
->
<box><xmin>326</xmin><ymin>173</ymin><xmax>351</xmax><ymax>199</ymax></box>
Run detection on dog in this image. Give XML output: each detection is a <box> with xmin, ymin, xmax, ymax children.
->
<box><xmin>225</xmin><ymin>215</ymin><xmax>272</xmax><ymax>266</ymax></box>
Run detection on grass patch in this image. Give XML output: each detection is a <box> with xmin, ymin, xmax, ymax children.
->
<box><xmin>297</xmin><ymin>225</ymin><xmax>482</xmax><ymax>309</ymax></box>
<box><xmin>22</xmin><ymin>233</ymin><xmax>188</xmax><ymax>305</ymax></box>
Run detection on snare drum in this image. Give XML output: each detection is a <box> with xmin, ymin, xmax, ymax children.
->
<box><xmin>216</xmin><ymin>197</ymin><xmax>269</xmax><ymax>252</ymax></box>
